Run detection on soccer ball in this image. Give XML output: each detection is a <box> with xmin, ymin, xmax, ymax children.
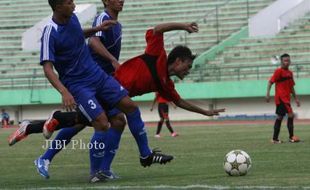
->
<box><xmin>223</xmin><ymin>150</ymin><xmax>252</xmax><ymax>176</ymax></box>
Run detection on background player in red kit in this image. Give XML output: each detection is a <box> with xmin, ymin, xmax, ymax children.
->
<box><xmin>151</xmin><ymin>92</ymin><xmax>178</xmax><ymax>138</ymax></box>
<box><xmin>266</xmin><ymin>53</ymin><xmax>301</xmax><ymax>144</ymax></box>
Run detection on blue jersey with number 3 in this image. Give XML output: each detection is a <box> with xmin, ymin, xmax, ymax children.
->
<box><xmin>40</xmin><ymin>14</ymin><xmax>107</xmax><ymax>87</ymax></box>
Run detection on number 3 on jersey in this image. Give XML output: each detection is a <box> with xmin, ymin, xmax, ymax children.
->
<box><xmin>88</xmin><ymin>99</ymin><xmax>97</xmax><ymax>109</ymax></box>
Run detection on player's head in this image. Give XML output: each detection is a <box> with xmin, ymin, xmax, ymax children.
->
<box><xmin>48</xmin><ymin>0</ymin><xmax>75</xmax><ymax>16</ymax></box>
<box><xmin>280</xmin><ymin>53</ymin><xmax>290</xmax><ymax>69</ymax></box>
<box><xmin>167</xmin><ymin>45</ymin><xmax>196</xmax><ymax>80</ymax></box>
<box><xmin>103</xmin><ymin>0</ymin><xmax>124</xmax><ymax>12</ymax></box>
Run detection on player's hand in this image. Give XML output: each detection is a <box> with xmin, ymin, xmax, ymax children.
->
<box><xmin>204</xmin><ymin>108</ymin><xmax>225</xmax><ymax>116</ymax></box>
<box><xmin>150</xmin><ymin>108</ymin><xmax>153</xmax><ymax>112</ymax></box>
<box><xmin>296</xmin><ymin>99</ymin><xmax>301</xmax><ymax>107</ymax></box>
<box><xmin>185</xmin><ymin>22</ymin><xmax>199</xmax><ymax>33</ymax></box>
<box><xmin>61</xmin><ymin>90</ymin><xmax>76</xmax><ymax>111</ymax></box>
<box><xmin>265</xmin><ymin>94</ymin><xmax>270</xmax><ymax>103</ymax></box>
<box><xmin>111</xmin><ymin>59</ymin><xmax>121</xmax><ymax>70</ymax></box>
<box><xmin>97</xmin><ymin>20</ymin><xmax>117</xmax><ymax>31</ymax></box>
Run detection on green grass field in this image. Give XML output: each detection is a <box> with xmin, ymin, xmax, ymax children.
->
<box><xmin>0</xmin><ymin>123</ymin><xmax>309</xmax><ymax>189</ymax></box>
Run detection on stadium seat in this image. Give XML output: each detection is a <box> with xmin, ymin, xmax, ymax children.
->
<box><xmin>0</xmin><ymin>0</ymin><xmax>276</xmax><ymax>88</ymax></box>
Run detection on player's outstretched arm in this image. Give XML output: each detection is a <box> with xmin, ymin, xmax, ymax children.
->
<box><xmin>83</xmin><ymin>20</ymin><xmax>117</xmax><ymax>38</ymax></box>
<box><xmin>169</xmin><ymin>102</ymin><xmax>177</xmax><ymax>109</ymax></box>
<box><xmin>174</xmin><ymin>98</ymin><xmax>225</xmax><ymax>116</ymax></box>
<box><xmin>153</xmin><ymin>22</ymin><xmax>198</xmax><ymax>34</ymax></box>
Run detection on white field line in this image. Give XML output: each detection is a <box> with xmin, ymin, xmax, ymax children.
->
<box><xmin>20</xmin><ymin>184</ymin><xmax>310</xmax><ymax>190</ymax></box>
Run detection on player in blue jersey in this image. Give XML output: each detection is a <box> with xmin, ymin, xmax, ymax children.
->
<box><xmin>89</xmin><ymin>0</ymin><xmax>123</xmax><ymax>74</ymax></box>
<box><xmin>34</xmin><ymin>0</ymin><xmax>173</xmax><ymax>181</ymax></box>
<box><xmin>9</xmin><ymin>0</ymin><xmax>137</xmax><ymax>181</ymax></box>
<box><xmin>87</xmin><ymin>0</ymin><xmax>126</xmax><ymax>180</ymax></box>
<box><xmin>7</xmin><ymin>1</ymin><xmax>223</xmax><ymax>183</ymax></box>
<box><xmin>36</xmin><ymin>0</ymin><xmax>127</xmax><ymax>180</ymax></box>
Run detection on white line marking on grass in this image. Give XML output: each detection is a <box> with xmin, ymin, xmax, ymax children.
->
<box><xmin>25</xmin><ymin>184</ymin><xmax>310</xmax><ymax>190</ymax></box>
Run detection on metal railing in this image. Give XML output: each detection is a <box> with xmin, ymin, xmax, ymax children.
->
<box><xmin>165</xmin><ymin>0</ymin><xmax>257</xmax><ymax>51</ymax></box>
<box><xmin>0</xmin><ymin>68</ymin><xmax>50</xmax><ymax>89</ymax></box>
<box><xmin>1</xmin><ymin>63</ymin><xmax>310</xmax><ymax>89</ymax></box>
<box><xmin>0</xmin><ymin>0</ymin><xmax>291</xmax><ymax>89</ymax></box>
<box><xmin>186</xmin><ymin>62</ymin><xmax>310</xmax><ymax>82</ymax></box>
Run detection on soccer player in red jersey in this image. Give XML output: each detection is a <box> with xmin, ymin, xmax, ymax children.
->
<box><xmin>10</xmin><ymin>22</ymin><xmax>225</xmax><ymax>143</ymax></box>
<box><xmin>113</xmin><ymin>22</ymin><xmax>222</xmax><ymax>115</ymax></box>
<box><xmin>151</xmin><ymin>92</ymin><xmax>178</xmax><ymax>138</ymax></box>
<box><xmin>266</xmin><ymin>53</ymin><xmax>301</xmax><ymax>144</ymax></box>
<box><xmin>9</xmin><ymin>22</ymin><xmax>225</xmax><ymax>181</ymax></box>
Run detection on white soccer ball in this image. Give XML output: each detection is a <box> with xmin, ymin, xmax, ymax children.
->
<box><xmin>223</xmin><ymin>150</ymin><xmax>252</xmax><ymax>176</ymax></box>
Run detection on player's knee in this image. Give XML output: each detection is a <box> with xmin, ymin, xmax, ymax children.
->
<box><xmin>110</xmin><ymin>114</ymin><xmax>126</xmax><ymax>132</ymax></box>
<box><xmin>93</xmin><ymin>121</ymin><xmax>110</xmax><ymax>131</ymax></box>
<box><xmin>163</xmin><ymin>114</ymin><xmax>169</xmax><ymax>120</ymax></box>
<box><xmin>277</xmin><ymin>115</ymin><xmax>284</xmax><ymax>120</ymax></box>
<box><xmin>92</xmin><ymin>114</ymin><xmax>110</xmax><ymax>131</ymax></box>
<box><xmin>288</xmin><ymin>113</ymin><xmax>294</xmax><ymax>118</ymax></box>
<box><xmin>117</xmin><ymin>96</ymin><xmax>138</xmax><ymax>114</ymax></box>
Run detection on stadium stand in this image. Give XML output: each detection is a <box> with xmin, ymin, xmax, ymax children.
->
<box><xmin>0</xmin><ymin>0</ymin><xmax>275</xmax><ymax>89</ymax></box>
<box><xmin>188</xmin><ymin>13</ymin><xmax>310</xmax><ymax>82</ymax></box>
<box><xmin>119</xmin><ymin>0</ymin><xmax>276</xmax><ymax>61</ymax></box>
<box><xmin>0</xmin><ymin>0</ymin><xmax>103</xmax><ymax>89</ymax></box>
<box><xmin>2</xmin><ymin>0</ymin><xmax>310</xmax><ymax>122</ymax></box>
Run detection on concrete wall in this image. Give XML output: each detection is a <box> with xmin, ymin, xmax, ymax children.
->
<box><xmin>1</xmin><ymin>104</ymin><xmax>59</xmax><ymax>124</ymax></box>
<box><xmin>22</xmin><ymin>4</ymin><xmax>97</xmax><ymax>51</ymax></box>
<box><xmin>216</xmin><ymin>97</ymin><xmax>308</xmax><ymax>118</ymax></box>
<box><xmin>249</xmin><ymin>0</ymin><xmax>304</xmax><ymax>37</ymax></box>
<box><xmin>279</xmin><ymin>0</ymin><xmax>310</xmax><ymax>30</ymax></box>
<box><xmin>3</xmin><ymin>96</ymin><xmax>310</xmax><ymax>125</ymax></box>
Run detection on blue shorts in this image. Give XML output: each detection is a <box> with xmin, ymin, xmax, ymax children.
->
<box><xmin>69</xmin><ymin>75</ymin><xmax>128</xmax><ymax>122</ymax></box>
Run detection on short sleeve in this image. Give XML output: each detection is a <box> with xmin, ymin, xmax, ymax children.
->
<box><xmin>40</xmin><ymin>25</ymin><xmax>56</xmax><ymax>65</ymax></box>
<box><xmin>269</xmin><ymin>69</ymin><xmax>281</xmax><ymax>83</ymax></box>
<box><xmin>160</xmin><ymin>79</ymin><xmax>181</xmax><ymax>102</ymax></box>
<box><xmin>93</xmin><ymin>13</ymin><xmax>109</xmax><ymax>39</ymax></box>
<box><xmin>145</xmin><ymin>29</ymin><xmax>164</xmax><ymax>56</ymax></box>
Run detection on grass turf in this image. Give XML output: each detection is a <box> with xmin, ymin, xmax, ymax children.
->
<box><xmin>0</xmin><ymin>123</ymin><xmax>309</xmax><ymax>189</ymax></box>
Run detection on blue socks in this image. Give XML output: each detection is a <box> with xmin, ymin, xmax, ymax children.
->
<box><xmin>41</xmin><ymin>127</ymin><xmax>80</xmax><ymax>161</ymax></box>
<box><xmin>89</xmin><ymin>131</ymin><xmax>106</xmax><ymax>175</ymax></box>
<box><xmin>126</xmin><ymin>108</ymin><xmax>152</xmax><ymax>157</ymax></box>
<box><xmin>100</xmin><ymin>127</ymin><xmax>122</xmax><ymax>171</ymax></box>
<box><xmin>41</xmin><ymin>108</ymin><xmax>151</xmax><ymax>175</ymax></box>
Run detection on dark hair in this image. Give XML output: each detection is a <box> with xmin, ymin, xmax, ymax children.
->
<box><xmin>102</xmin><ymin>0</ymin><xmax>107</xmax><ymax>8</ymax></box>
<box><xmin>167</xmin><ymin>45</ymin><xmax>196</xmax><ymax>65</ymax></box>
<box><xmin>280</xmin><ymin>53</ymin><xmax>290</xmax><ymax>61</ymax></box>
<box><xmin>48</xmin><ymin>0</ymin><xmax>64</xmax><ymax>11</ymax></box>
